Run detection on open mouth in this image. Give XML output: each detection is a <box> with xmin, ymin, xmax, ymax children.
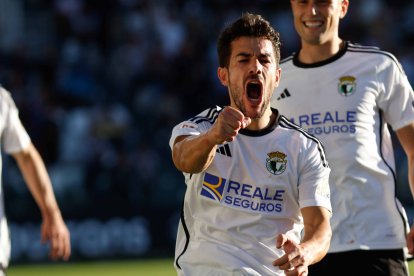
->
<box><xmin>246</xmin><ymin>82</ymin><xmax>262</xmax><ymax>101</ymax></box>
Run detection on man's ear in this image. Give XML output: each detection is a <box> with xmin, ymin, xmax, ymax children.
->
<box><xmin>340</xmin><ymin>0</ymin><xmax>349</xmax><ymax>19</ymax></box>
<box><xmin>217</xmin><ymin>67</ymin><xmax>228</xmax><ymax>86</ymax></box>
<box><xmin>275</xmin><ymin>67</ymin><xmax>281</xmax><ymax>86</ymax></box>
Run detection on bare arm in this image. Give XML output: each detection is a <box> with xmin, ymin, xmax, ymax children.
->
<box><xmin>172</xmin><ymin>106</ymin><xmax>251</xmax><ymax>173</ymax></box>
<box><xmin>396</xmin><ymin>122</ymin><xmax>414</xmax><ymax>255</ymax></box>
<box><xmin>273</xmin><ymin>206</ymin><xmax>332</xmax><ymax>276</ymax></box>
<box><xmin>12</xmin><ymin>143</ymin><xmax>71</xmax><ymax>261</ymax></box>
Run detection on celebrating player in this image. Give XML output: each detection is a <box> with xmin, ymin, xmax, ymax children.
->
<box><xmin>170</xmin><ymin>13</ymin><xmax>332</xmax><ymax>275</ymax></box>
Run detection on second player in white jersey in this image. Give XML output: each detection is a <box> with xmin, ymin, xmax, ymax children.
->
<box><xmin>271</xmin><ymin>41</ymin><xmax>414</xmax><ymax>253</ymax></box>
<box><xmin>170</xmin><ymin>106</ymin><xmax>331</xmax><ymax>275</ymax></box>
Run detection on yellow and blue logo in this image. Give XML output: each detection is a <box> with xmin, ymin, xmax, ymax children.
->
<box><xmin>201</xmin><ymin>173</ymin><xmax>226</xmax><ymax>201</ymax></box>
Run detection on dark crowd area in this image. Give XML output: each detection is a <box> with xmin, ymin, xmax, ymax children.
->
<box><xmin>1</xmin><ymin>0</ymin><xmax>413</xmax><ymax>262</ymax></box>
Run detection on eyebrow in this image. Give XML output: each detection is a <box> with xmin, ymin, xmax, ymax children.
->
<box><xmin>235</xmin><ymin>52</ymin><xmax>272</xmax><ymax>58</ymax></box>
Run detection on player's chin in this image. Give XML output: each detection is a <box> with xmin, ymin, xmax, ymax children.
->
<box><xmin>247</xmin><ymin>104</ymin><xmax>265</xmax><ymax>118</ymax></box>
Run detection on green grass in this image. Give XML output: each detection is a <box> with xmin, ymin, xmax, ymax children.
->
<box><xmin>7</xmin><ymin>259</ymin><xmax>176</xmax><ymax>276</ymax></box>
<box><xmin>6</xmin><ymin>258</ymin><xmax>414</xmax><ymax>275</ymax></box>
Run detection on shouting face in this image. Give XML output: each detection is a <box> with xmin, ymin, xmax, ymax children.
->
<box><xmin>218</xmin><ymin>36</ymin><xmax>281</xmax><ymax>120</ymax></box>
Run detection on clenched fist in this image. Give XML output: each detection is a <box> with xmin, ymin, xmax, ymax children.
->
<box><xmin>209</xmin><ymin>106</ymin><xmax>251</xmax><ymax>144</ymax></box>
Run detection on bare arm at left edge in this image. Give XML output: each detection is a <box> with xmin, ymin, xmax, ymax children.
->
<box><xmin>12</xmin><ymin>143</ymin><xmax>71</xmax><ymax>261</ymax></box>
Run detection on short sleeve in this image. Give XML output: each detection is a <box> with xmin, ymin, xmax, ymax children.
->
<box><xmin>297</xmin><ymin>137</ymin><xmax>332</xmax><ymax>212</ymax></box>
<box><xmin>377</xmin><ymin>55</ymin><xmax>414</xmax><ymax>130</ymax></box>
<box><xmin>0</xmin><ymin>88</ymin><xmax>31</xmax><ymax>154</ymax></box>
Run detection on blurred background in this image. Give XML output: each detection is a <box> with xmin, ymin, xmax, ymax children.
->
<box><xmin>1</xmin><ymin>0</ymin><xmax>413</xmax><ymax>265</ymax></box>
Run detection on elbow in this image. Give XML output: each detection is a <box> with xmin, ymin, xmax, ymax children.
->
<box><xmin>173</xmin><ymin>157</ymin><xmax>206</xmax><ymax>174</ymax></box>
<box><xmin>172</xmin><ymin>151</ymin><xmax>206</xmax><ymax>174</ymax></box>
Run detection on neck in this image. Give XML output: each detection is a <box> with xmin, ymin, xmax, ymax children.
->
<box><xmin>298</xmin><ymin>38</ymin><xmax>344</xmax><ymax>64</ymax></box>
<box><xmin>246</xmin><ymin>108</ymin><xmax>276</xmax><ymax>131</ymax></box>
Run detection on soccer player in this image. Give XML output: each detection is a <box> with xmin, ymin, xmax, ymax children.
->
<box><xmin>271</xmin><ymin>1</ymin><xmax>414</xmax><ymax>275</ymax></box>
<box><xmin>0</xmin><ymin>87</ymin><xmax>71</xmax><ymax>275</ymax></box>
<box><xmin>170</xmin><ymin>13</ymin><xmax>332</xmax><ymax>275</ymax></box>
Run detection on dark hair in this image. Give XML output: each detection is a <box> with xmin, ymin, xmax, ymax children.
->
<box><xmin>217</xmin><ymin>13</ymin><xmax>281</xmax><ymax>68</ymax></box>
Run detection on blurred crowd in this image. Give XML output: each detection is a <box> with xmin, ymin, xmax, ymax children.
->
<box><xmin>0</xmin><ymin>0</ymin><xmax>413</xmax><ymax>248</ymax></box>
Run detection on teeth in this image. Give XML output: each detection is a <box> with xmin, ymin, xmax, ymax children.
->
<box><xmin>305</xmin><ymin>21</ymin><xmax>322</xmax><ymax>27</ymax></box>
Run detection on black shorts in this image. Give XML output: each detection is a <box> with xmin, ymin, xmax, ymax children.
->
<box><xmin>308</xmin><ymin>249</ymin><xmax>409</xmax><ymax>276</ymax></box>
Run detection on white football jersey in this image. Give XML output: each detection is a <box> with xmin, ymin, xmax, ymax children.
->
<box><xmin>0</xmin><ymin>87</ymin><xmax>31</xmax><ymax>268</ymax></box>
<box><xmin>169</xmin><ymin>107</ymin><xmax>331</xmax><ymax>275</ymax></box>
<box><xmin>271</xmin><ymin>42</ymin><xmax>414</xmax><ymax>253</ymax></box>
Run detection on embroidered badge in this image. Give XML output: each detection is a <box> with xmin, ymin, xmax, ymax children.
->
<box><xmin>338</xmin><ymin>76</ymin><xmax>356</xmax><ymax>96</ymax></box>
<box><xmin>266</xmin><ymin>151</ymin><xmax>287</xmax><ymax>175</ymax></box>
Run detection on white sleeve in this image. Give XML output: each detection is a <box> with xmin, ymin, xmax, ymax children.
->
<box><xmin>1</xmin><ymin>88</ymin><xmax>31</xmax><ymax>154</ymax></box>
<box><xmin>169</xmin><ymin>120</ymin><xmax>202</xmax><ymax>150</ymax></box>
<box><xmin>297</xmin><ymin>138</ymin><xmax>332</xmax><ymax>212</ymax></box>
<box><xmin>169</xmin><ymin>107</ymin><xmax>220</xmax><ymax>150</ymax></box>
<box><xmin>377</xmin><ymin>55</ymin><xmax>414</xmax><ymax>130</ymax></box>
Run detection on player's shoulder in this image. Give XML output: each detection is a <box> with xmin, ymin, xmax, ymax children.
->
<box><xmin>280</xmin><ymin>54</ymin><xmax>295</xmax><ymax>69</ymax></box>
<box><xmin>347</xmin><ymin>42</ymin><xmax>402</xmax><ymax>69</ymax></box>
<box><xmin>278</xmin><ymin>114</ymin><xmax>321</xmax><ymax>144</ymax></box>
<box><xmin>0</xmin><ymin>85</ymin><xmax>15</xmax><ymax>107</ymax></box>
<box><xmin>278</xmin><ymin>114</ymin><xmax>329</xmax><ymax>167</ymax></box>
<box><xmin>279</xmin><ymin>115</ymin><xmax>329</xmax><ymax>167</ymax></box>
<box><xmin>0</xmin><ymin>85</ymin><xmax>10</xmax><ymax>98</ymax></box>
<box><xmin>186</xmin><ymin>106</ymin><xmax>222</xmax><ymax>125</ymax></box>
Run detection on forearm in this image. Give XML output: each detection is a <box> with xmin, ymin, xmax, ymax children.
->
<box><xmin>13</xmin><ymin>144</ymin><xmax>62</xmax><ymax>219</ymax></box>
<box><xmin>301</xmin><ymin>220</ymin><xmax>331</xmax><ymax>264</ymax></box>
<box><xmin>407</xmin><ymin>155</ymin><xmax>414</xmax><ymax>201</ymax></box>
<box><xmin>172</xmin><ymin>131</ymin><xmax>218</xmax><ymax>173</ymax></box>
<box><xmin>301</xmin><ymin>207</ymin><xmax>332</xmax><ymax>264</ymax></box>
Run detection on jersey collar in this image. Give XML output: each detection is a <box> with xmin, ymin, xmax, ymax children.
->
<box><xmin>239</xmin><ymin>108</ymin><xmax>280</xmax><ymax>137</ymax></box>
<box><xmin>292</xmin><ymin>41</ymin><xmax>349</xmax><ymax>68</ymax></box>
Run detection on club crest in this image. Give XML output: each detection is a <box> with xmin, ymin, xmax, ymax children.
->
<box><xmin>338</xmin><ymin>76</ymin><xmax>356</xmax><ymax>96</ymax></box>
<box><xmin>266</xmin><ymin>151</ymin><xmax>287</xmax><ymax>175</ymax></box>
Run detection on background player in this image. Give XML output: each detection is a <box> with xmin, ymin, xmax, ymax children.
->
<box><xmin>0</xmin><ymin>87</ymin><xmax>71</xmax><ymax>275</ymax></box>
<box><xmin>271</xmin><ymin>1</ymin><xmax>414</xmax><ymax>275</ymax></box>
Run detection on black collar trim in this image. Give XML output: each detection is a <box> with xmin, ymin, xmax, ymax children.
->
<box><xmin>239</xmin><ymin>108</ymin><xmax>280</xmax><ymax>137</ymax></box>
<box><xmin>292</xmin><ymin>41</ymin><xmax>348</xmax><ymax>68</ymax></box>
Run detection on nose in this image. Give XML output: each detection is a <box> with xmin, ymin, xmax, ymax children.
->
<box><xmin>311</xmin><ymin>4</ymin><xmax>317</xmax><ymax>15</ymax></box>
<box><xmin>249</xmin><ymin>59</ymin><xmax>262</xmax><ymax>75</ymax></box>
<box><xmin>309</xmin><ymin>3</ymin><xmax>318</xmax><ymax>16</ymax></box>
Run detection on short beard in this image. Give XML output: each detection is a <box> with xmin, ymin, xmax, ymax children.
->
<box><xmin>230</xmin><ymin>86</ymin><xmax>268</xmax><ymax>120</ymax></box>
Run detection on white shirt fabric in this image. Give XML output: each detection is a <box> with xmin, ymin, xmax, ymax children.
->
<box><xmin>271</xmin><ymin>42</ymin><xmax>414</xmax><ymax>253</ymax></box>
<box><xmin>169</xmin><ymin>106</ymin><xmax>331</xmax><ymax>275</ymax></box>
<box><xmin>0</xmin><ymin>87</ymin><xmax>31</xmax><ymax>268</ymax></box>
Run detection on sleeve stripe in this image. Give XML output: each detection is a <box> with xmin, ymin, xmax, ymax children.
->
<box><xmin>189</xmin><ymin>106</ymin><xmax>220</xmax><ymax>124</ymax></box>
<box><xmin>279</xmin><ymin>116</ymin><xmax>329</xmax><ymax>168</ymax></box>
<box><xmin>347</xmin><ymin>43</ymin><xmax>405</xmax><ymax>74</ymax></box>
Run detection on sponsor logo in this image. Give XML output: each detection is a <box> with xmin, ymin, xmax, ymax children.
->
<box><xmin>201</xmin><ymin>173</ymin><xmax>226</xmax><ymax>201</ymax></box>
<box><xmin>180</xmin><ymin>122</ymin><xmax>197</xmax><ymax>129</ymax></box>
<box><xmin>200</xmin><ymin>173</ymin><xmax>286</xmax><ymax>213</ymax></box>
<box><xmin>289</xmin><ymin>110</ymin><xmax>357</xmax><ymax>135</ymax></box>
<box><xmin>338</xmin><ymin>76</ymin><xmax>356</xmax><ymax>96</ymax></box>
<box><xmin>266</xmin><ymin>151</ymin><xmax>287</xmax><ymax>175</ymax></box>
